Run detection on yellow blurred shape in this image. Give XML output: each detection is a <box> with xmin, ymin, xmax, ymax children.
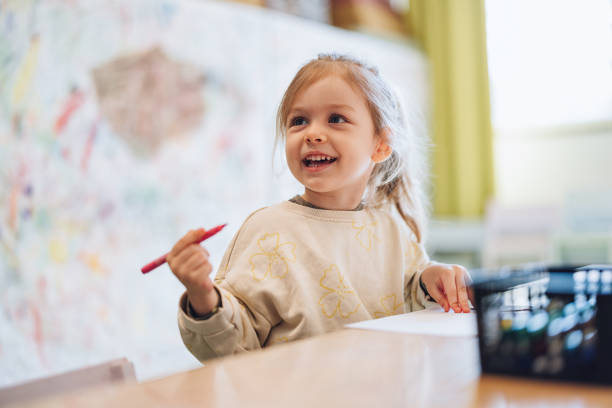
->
<box><xmin>81</xmin><ymin>253</ymin><xmax>107</xmax><ymax>276</ymax></box>
<box><xmin>500</xmin><ymin>318</ymin><xmax>513</xmax><ymax>331</ymax></box>
<box><xmin>49</xmin><ymin>238</ymin><xmax>68</xmax><ymax>263</ymax></box>
<box><xmin>12</xmin><ymin>35</ymin><xmax>40</xmax><ymax>106</ymax></box>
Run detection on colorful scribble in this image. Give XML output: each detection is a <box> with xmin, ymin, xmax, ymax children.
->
<box><xmin>80</xmin><ymin>121</ymin><xmax>98</xmax><ymax>171</ymax></box>
<box><xmin>54</xmin><ymin>89</ymin><xmax>85</xmax><ymax>134</ymax></box>
<box><xmin>11</xmin><ymin>34</ymin><xmax>39</xmax><ymax>106</ymax></box>
<box><xmin>92</xmin><ymin>47</ymin><xmax>205</xmax><ymax>156</ymax></box>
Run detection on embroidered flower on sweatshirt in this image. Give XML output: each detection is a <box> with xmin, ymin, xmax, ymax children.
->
<box><xmin>373</xmin><ymin>294</ymin><xmax>403</xmax><ymax>318</ymax></box>
<box><xmin>248</xmin><ymin>232</ymin><xmax>296</xmax><ymax>281</ymax></box>
<box><xmin>318</xmin><ymin>264</ymin><xmax>360</xmax><ymax>318</ymax></box>
<box><xmin>351</xmin><ymin>221</ymin><xmax>378</xmax><ymax>251</ymax></box>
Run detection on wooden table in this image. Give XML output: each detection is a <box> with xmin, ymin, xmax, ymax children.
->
<box><xmin>17</xmin><ymin>328</ymin><xmax>612</xmax><ymax>408</ymax></box>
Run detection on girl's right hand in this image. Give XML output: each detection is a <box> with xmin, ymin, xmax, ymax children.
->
<box><xmin>167</xmin><ymin>228</ymin><xmax>219</xmax><ymax>316</ymax></box>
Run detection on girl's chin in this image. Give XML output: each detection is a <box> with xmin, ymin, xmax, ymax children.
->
<box><xmin>302</xmin><ymin>184</ymin><xmax>335</xmax><ymax>197</ymax></box>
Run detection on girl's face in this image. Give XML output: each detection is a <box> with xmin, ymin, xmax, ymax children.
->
<box><xmin>285</xmin><ymin>74</ymin><xmax>387</xmax><ymax>210</ymax></box>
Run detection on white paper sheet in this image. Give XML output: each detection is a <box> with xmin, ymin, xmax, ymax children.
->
<box><xmin>346</xmin><ymin>307</ymin><xmax>478</xmax><ymax>337</ymax></box>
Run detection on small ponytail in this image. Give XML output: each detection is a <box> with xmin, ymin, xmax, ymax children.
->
<box><xmin>370</xmin><ymin>173</ymin><xmax>424</xmax><ymax>243</ymax></box>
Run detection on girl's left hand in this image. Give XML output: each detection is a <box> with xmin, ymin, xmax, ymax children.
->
<box><xmin>420</xmin><ymin>263</ymin><xmax>474</xmax><ymax>313</ymax></box>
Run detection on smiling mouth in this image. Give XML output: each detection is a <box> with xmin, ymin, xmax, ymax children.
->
<box><xmin>302</xmin><ymin>156</ymin><xmax>337</xmax><ymax>167</ymax></box>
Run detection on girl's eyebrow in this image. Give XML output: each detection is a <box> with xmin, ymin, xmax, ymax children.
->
<box><xmin>326</xmin><ymin>104</ymin><xmax>355</xmax><ymax>112</ymax></box>
<box><xmin>290</xmin><ymin>104</ymin><xmax>355</xmax><ymax>114</ymax></box>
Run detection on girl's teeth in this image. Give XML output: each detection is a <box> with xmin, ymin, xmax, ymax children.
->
<box><xmin>303</xmin><ymin>155</ymin><xmax>337</xmax><ymax>167</ymax></box>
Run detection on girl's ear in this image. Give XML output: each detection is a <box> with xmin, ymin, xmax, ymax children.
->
<box><xmin>372</xmin><ymin>129</ymin><xmax>392</xmax><ymax>163</ymax></box>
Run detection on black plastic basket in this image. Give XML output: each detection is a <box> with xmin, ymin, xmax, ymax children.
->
<box><xmin>472</xmin><ymin>264</ymin><xmax>612</xmax><ymax>385</ymax></box>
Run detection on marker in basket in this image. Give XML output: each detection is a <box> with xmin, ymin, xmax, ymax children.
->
<box><xmin>141</xmin><ymin>224</ymin><xmax>227</xmax><ymax>274</ymax></box>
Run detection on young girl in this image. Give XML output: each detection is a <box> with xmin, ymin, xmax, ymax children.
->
<box><xmin>169</xmin><ymin>54</ymin><xmax>473</xmax><ymax>362</ymax></box>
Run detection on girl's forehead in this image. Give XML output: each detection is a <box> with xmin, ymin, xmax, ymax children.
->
<box><xmin>292</xmin><ymin>74</ymin><xmax>366</xmax><ymax>105</ymax></box>
<box><xmin>303</xmin><ymin>72</ymin><xmax>351</xmax><ymax>90</ymax></box>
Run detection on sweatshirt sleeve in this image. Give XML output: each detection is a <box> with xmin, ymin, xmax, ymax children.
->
<box><xmin>177</xmin><ymin>285</ymin><xmax>268</xmax><ymax>361</ymax></box>
<box><xmin>177</xmin><ymin>208</ymin><xmax>281</xmax><ymax>362</ymax></box>
<box><xmin>403</xmin><ymin>236</ymin><xmax>435</xmax><ymax>312</ymax></box>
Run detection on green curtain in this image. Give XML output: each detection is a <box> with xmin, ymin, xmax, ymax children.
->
<box><xmin>408</xmin><ymin>0</ymin><xmax>494</xmax><ymax>217</ymax></box>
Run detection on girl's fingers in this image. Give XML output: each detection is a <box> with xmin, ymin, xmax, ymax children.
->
<box><xmin>455</xmin><ymin>268</ymin><xmax>471</xmax><ymax>313</ymax></box>
<box><xmin>426</xmin><ymin>282</ymin><xmax>450</xmax><ymax>312</ymax></box>
<box><xmin>441</xmin><ymin>272</ymin><xmax>461</xmax><ymax>313</ymax></box>
<box><xmin>183</xmin><ymin>250</ymin><xmax>210</xmax><ymax>275</ymax></box>
<box><xmin>174</xmin><ymin>249</ymin><xmax>214</xmax><ymax>291</ymax></box>
<box><xmin>169</xmin><ymin>229</ymin><xmax>206</xmax><ymax>259</ymax></box>
<box><xmin>185</xmin><ymin>256</ymin><xmax>214</xmax><ymax>290</ymax></box>
<box><xmin>168</xmin><ymin>245</ymin><xmax>198</xmax><ymax>272</ymax></box>
<box><xmin>422</xmin><ymin>264</ymin><xmax>473</xmax><ymax>313</ymax></box>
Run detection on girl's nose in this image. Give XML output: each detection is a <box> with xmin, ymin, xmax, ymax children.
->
<box><xmin>305</xmin><ymin>131</ymin><xmax>327</xmax><ymax>144</ymax></box>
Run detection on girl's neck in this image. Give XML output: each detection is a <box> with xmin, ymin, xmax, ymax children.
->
<box><xmin>301</xmin><ymin>190</ymin><xmax>363</xmax><ymax>211</ymax></box>
<box><xmin>292</xmin><ymin>195</ymin><xmax>364</xmax><ymax>211</ymax></box>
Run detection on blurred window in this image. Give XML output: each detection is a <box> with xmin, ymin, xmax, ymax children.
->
<box><xmin>485</xmin><ymin>0</ymin><xmax>612</xmax><ymax>129</ymax></box>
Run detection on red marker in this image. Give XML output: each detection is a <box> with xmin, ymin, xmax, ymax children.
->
<box><xmin>141</xmin><ymin>224</ymin><xmax>227</xmax><ymax>274</ymax></box>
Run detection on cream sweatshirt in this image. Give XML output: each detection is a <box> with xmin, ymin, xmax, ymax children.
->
<box><xmin>178</xmin><ymin>200</ymin><xmax>432</xmax><ymax>362</ymax></box>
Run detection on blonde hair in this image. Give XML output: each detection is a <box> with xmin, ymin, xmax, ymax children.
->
<box><xmin>275</xmin><ymin>54</ymin><xmax>429</xmax><ymax>242</ymax></box>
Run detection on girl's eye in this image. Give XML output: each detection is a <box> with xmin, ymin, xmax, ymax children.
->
<box><xmin>289</xmin><ymin>116</ymin><xmax>307</xmax><ymax>127</ymax></box>
<box><xmin>329</xmin><ymin>114</ymin><xmax>347</xmax><ymax>124</ymax></box>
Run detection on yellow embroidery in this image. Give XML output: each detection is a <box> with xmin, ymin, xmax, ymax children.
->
<box><xmin>268</xmin><ymin>336</ymin><xmax>289</xmax><ymax>345</ymax></box>
<box><xmin>248</xmin><ymin>233</ymin><xmax>296</xmax><ymax>281</ymax></box>
<box><xmin>352</xmin><ymin>221</ymin><xmax>378</xmax><ymax>250</ymax></box>
<box><xmin>318</xmin><ymin>264</ymin><xmax>360</xmax><ymax>318</ymax></box>
<box><xmin>373</xmin><ymin>294</ymin><xmax>403</xmax><ymax>318</ymax></box>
